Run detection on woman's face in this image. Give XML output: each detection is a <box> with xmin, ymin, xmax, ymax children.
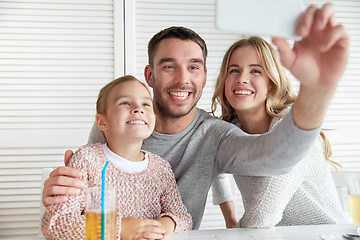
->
<box><xmin>224</xmin><ymin>45</ymin><xmax>270</xmax><ymax>115</ymax></box>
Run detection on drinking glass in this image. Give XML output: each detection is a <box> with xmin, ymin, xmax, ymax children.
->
<box><xmin>346</xmin><ymin>174</ymin><xmax>360</xmax><ymax>235</ymax></box>
<box><xmin>85</xmin><ymin>187</ymin><xmax>117</xmax><ymax>240</ymax></box>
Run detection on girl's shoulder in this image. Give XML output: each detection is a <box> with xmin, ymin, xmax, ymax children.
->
<box><xmin>146</xmin><ymin>151</ymin><xmax>172</xmax><ymax>172</ymax></box>
<box><xmin>71</xmin><ymin>143</ymin><xmax>106</xmax><ymax>167</ymax></box>
<box><xmin>75</xmin><ymin>142</ymin><xmax>103</xmax><ymax>153</ymax></box>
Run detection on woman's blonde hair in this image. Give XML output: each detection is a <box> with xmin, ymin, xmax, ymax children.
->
<box><xmin>212</xmin><ymin>37</ymin><xmax>296</xmax><ymax>122</ymax></box>
<box><xmin>211</xmin><ymin>36</ymin><xmax>339</xmax><ymax>168</ymax></box>
<box><xmin>96</xmin><ymin>75</ymin><xmax>150</xmax><ymax>115</ymax></box>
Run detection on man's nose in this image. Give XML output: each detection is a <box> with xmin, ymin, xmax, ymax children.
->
<box><xmin>175</xmin><ymin>67</ymin><xmax>190</xmax><ymax>85</ymax></box>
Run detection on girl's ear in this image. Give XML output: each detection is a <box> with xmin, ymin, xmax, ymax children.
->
<box><xmin>96</xmin><ymin>113</ymin><xmax>108</xmax><ymax>131</ymax></box>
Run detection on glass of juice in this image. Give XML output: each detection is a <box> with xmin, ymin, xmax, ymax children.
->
<box><xmin>346</xmin><ymin>174</ymin><xmax>360</xmax><ymax>235</ymax></box>
<box><xmin>85</xmin><ymin>187</ymin><xmax>117</xmax><ymax>240</ymax></box>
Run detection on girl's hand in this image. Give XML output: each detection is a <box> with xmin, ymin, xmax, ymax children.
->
<box><xmin>156</xmin><ymin>217</ymin><xmax>176</xmax><ymax>239</ymax></box>
<box><xmin>121</xmin><ymin>217</ymin><xmax>165</xmax><ymax>240</ymax></box>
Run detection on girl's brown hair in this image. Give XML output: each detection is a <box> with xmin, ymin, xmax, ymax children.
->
<box><xmin>96</xmin><ymin>75</ymin><xmax>150</xmax><ymax>115</ymax></box>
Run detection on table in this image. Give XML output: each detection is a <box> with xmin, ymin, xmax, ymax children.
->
<box><xmin>170</xmin><ymin>224</ymin><xmax>358</xmax><ymax>240</ymax></box>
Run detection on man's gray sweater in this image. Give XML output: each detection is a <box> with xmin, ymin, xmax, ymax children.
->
<box><xmin>88</xmin><ymin>108</ymin><xmax>320</xmax><ymax>229</ymax></box>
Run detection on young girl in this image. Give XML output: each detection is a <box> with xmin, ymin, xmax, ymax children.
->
<box><xmin>42</xmin><ymin>75</ymin><xmax>192</xmax><ymax>239</ymax></box>
<box><xmin>211</xmin><ymin>37</ymin><xmax>350</xmax><ymax>228</ymax></box>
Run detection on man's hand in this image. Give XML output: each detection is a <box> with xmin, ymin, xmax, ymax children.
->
<box><xmin>42</xmin><ymin>150</ymin><xmax>85</xmax><ymax>206</ymax></box>
<box><xmin>274</xmin><ymin>3</ymin><xmax>349</xmax><ymax>88</ymax></box>
<box><xmin>121</xmin><ymin>217</ymin><xmax>166</xmax><ymax>240</ymax></box>
<box><xmin>272</xmin><ymin>3</ymin><xmax>350</xmax><ymax>130</ymax></box>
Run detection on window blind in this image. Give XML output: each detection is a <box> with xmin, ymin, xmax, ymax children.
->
<box><xmin>0</xmin><ymin>0</ymin><xmax>121</xmax><ymax>238</ymax></box>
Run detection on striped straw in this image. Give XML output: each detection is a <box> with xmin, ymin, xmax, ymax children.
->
<box><xmin>101</xmin><ymin>161</ymin><xmax>109</xmax><ymax>240</ymax></box>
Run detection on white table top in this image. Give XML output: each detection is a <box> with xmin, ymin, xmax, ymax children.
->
<box><xmin>170</xmin><ymin>224</ymin><xmax>358</xmax><ymax>240</ymax></box>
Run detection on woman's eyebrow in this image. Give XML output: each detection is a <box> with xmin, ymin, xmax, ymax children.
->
<box><xmin>249</xmin><ymin>64</ymin><xmax>263</xmax><ymax>68</ymax></box>
<box><xmin>228</xmin><ymin>64</ymin><xmax>239</xmax><ymax>69</ymax></box>
<box><xmin>228</xmin><ymin>63</ymin><xmax>263</xmax><ymax>69</ymax></box>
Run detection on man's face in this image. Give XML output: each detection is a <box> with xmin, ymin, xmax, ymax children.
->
<box><xmin>147</xmin><ymin>38</ymin><xmax>207</xmax><ymax>119</ymax></box>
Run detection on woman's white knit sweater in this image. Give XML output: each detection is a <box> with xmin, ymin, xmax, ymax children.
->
<box><xmin>213</xmin><ymin>109</ymin><xmax>351</xmax><ymax>228</ymax></box>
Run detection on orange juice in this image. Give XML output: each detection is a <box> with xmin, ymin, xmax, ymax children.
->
<box><xmin>85</xmin><ymin>210</ymin><xmax>117</xmax><ymax>240</ymax></box>
<box><xmin>348</xmin><ymin>194</ymin><xmax>360</xmax><ymax>224</ymax></box>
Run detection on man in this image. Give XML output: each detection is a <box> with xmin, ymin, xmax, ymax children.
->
<box><xmin>42</xmin><ymin>3</ymin><xmax>349</xmax><ymax>237</ymax></box>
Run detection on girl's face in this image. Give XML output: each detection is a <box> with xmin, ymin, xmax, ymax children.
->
<box><xmin>102</xmin><ymin>81</ymin><xmax>155</xmax><ymax>143</ymax></box>
<box><xmin>225</xmin><ymin>45</ymin><xmax>270</xmax><ymax>115</ymax></box>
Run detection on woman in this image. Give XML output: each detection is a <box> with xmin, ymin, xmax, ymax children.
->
<box><xmin>211</xmin><ymin>37</ymin><xmax>350</xmax><ymax>228</ymax></box>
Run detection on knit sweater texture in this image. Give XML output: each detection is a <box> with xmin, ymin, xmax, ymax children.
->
<box><xmin>41</xmin><ymin>143</ymin><xmax>192</xmax><ymax>239</ymax></box>
<box><xmin>88</xmin><ymin>108</ymin><xmax>321</xmax><ymax>229</ymax></box>
<box><xmin>212</xmin><ymin>109</ymin><xmax>350</xmax><ymax>227</ymax></box>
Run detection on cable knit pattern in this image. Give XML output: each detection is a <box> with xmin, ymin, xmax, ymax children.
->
<box><xmin>213</xmin><ymin>108</ymin><xmax>350</xmax><ymax>228</ymax></box>
<box><xmin>235</xmin><ymin>138</ymin><xmax>350</xmax><ymax>227</ymax></box>
<box><xmin>42</xmin><ymin>143</ymin><xmax>192</xmax><ymax>239</ymax></box>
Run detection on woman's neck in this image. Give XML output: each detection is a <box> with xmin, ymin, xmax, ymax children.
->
<box><xmin>235</xmin><ymin>108</ymin><xmax>272</xmax><ymax>134</ymax></box>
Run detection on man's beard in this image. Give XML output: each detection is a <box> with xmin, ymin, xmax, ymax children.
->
<box><xmin>155</xmin><ymin>97</ymin><xmax>196</xmax><ymax>119</ymax></box>
<box><xmin>152</xmin><ymin>79</ymin><xmax>199</xmax><ymax>119</ymax></box>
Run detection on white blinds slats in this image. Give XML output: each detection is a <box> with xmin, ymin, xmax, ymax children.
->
<box><xmin>0</xmin><ymin>1</ymin><xmax>117</xmax><ymax>238</ymax></box>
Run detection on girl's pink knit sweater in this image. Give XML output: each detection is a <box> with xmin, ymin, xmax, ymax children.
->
<box><xmin>42</xmin><ymin>143</ymin><xmax>192</xmax><ymax>239</ymax></box>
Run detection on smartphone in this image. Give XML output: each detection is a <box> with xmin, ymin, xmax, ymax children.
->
<box><xmin>216</xmin><ymin>0</ymin><xmax>305</xmax><ymax>40</ymax></box>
